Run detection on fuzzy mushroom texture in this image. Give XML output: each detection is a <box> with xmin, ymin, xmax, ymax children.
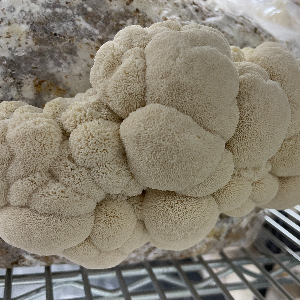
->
<box><xmin>6</xmin><ymin>109</ymin><xmax>63</xmax><ymax>184</ymax></box>
<box><xmin>69</xmin><ymin>119</ymin><xmax>143</xmax><ymax>196</ymax></box>
<box><xmin>225</xmin><ymin>200</ymin><xmax>256</xmax><ymax>218</ymax></box>
<box><xmin>0</xmin><ymin>120</ymin><xmax>12</xmax><ymax>207</ymax></box>
<box><xmin>177</xmin><ymin>149</ymin><xmax>234</xmax><ymax>198</ymax></box>
<box><xmin>269</xmin><ymin>131</ymin><xmax>300</xmax><ymax>177</ymax></box>
<box><xmin>0</xmin><ymin>206</ymin><xmax>94</xmax><ymax>255</ymax></box>
<box><xmin>43</xmin><ymin>96</ymin><xmax>76</xmax><ymax>133</ymax></box>
<box><xmin>49</xmin><ymin>140</ymin><xmax>106</xmax><ymax>202</ymax></box>
<box><xmin>243</xmin><ymin>42</ymin><xmax>300</xmax><ymax>139</ymax></box>
<box><xmin>28</xmin><ymin>181</ymin><xmax>98</xmax><ymax>218</ymax></box>
<box><xmin>260</xmin><ymin>176</ymin><xmax>300</xmax><ymax>210</ymax></box>
<box><xmin>90</xmin><ymin>20</ymin><xmax>240</xmax><ymax>142</ymax></box>
<box><xmin>213</xmin><ymin>175</ymin><xmax>252</xmax><ymax>213</ymax></box>
<box><xmin>127</xmin><ymin>193</ymin><xmax>146</xmax><ymax>220</ymax></box>
<box><xmin>144</xmin><ymin>24</ymin><xmax>240</xmax><ymax>142</ymax></box>
<box><xmin>249</xmin><ymin>173</ymin><xmax>279</xmax><ymax>207</ymax></box>
<box><xmin>142</xmin><ymin>189</ymin><xmax>219</xmax><ymax>251</ymax></box>
<box><xmin>62</xmin><ymin>196</ymin><xmax>148</xmax><ymax>269</ymax></box>
<box><xmin>0</xmin><ymin>179</ymin><xmax>8</xmax><ymax>208</ymax></box>
<box><xmin>90</xmin><ymin>39</ymin><xmax>147</xmax><ymax>119</ymax></box>
<box><xmin>0</xmin><ymin>101</ymin><xmax>26</xmax><ymax>120</ymax></box>
<box><xmin>0</xmin><ymin>120</ymin><xmax>13</xmax><ymax>178</ymax></box>
<box><xmin>60</xmin><ymin>88</ymin><xmax>122</xmax><ymax>133</ymax></box>
<box><xmin>1</xmin><ymin>20</ymin><xmax>300</xmax><ymax>269</ymax></box>
<box><xmin>234</xmin><ymin>161</ymin><xmax>272</xmax><ymax>184</ymax></box>
<box><xmin>7</xmin><ymin>172</ymin><xmax>53</xmax><ymax>207</ymax></box>
<box><xmin>226</xmin><ymin>62</ymin><xmax>291</xmax><ymax>169</ymax></box>
<box><xmin>229</xmin><ymin>161</ymin><xmax>279</xmax><ymax>208</ymax></box>
<box><xmin>89</xmin><ymin>197</ymin><xmax>137</xmax><ymax>252</ymax></box>
<box><xmin>230</xmin><ymin>46</ymin><xmax>245</xmax><ymax>62</ymax></box>
<box><xmin>62</xmin><ymin>237</ymin><xmax>129</xmax><ymax>269</ymax></box>
<box><xmin>120</xmin><ymin>103</ymin><xmax>225</xmax><ymax>192</ymax></box>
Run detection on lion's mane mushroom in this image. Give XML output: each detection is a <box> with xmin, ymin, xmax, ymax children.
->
<box><xmin>0</xmin><ymin>21</ymin><xmax>299</xmax><ymax>268</ymax></box>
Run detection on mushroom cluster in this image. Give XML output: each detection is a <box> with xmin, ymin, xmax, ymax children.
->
<box><xmin>0</xmin><ymin>21</ymin><xmax>299</xmax><ymax>268</ymax></box>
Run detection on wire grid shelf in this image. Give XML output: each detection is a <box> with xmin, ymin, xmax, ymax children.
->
<box><xmin>0</xmin><ymin>206</ymin><xmax>300</xmax><ymax>300</ymax></box>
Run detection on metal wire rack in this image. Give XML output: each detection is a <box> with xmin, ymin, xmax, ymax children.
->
<box><xmin>0</xmin><ymin>206</ymin><xmax>300</xmax><ymax>300</ymax></box>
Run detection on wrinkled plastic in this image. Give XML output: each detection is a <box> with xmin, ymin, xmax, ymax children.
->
<box><xmin>213</xmin><ymin>0</ymin><xmax>300</xmax><ymax>57</ymax></box>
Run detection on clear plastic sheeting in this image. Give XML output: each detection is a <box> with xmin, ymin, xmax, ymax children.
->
<box><xmin>211</xmin><ymin>0</ymin><xmax>300</xmax><ymax>58</ymax></box>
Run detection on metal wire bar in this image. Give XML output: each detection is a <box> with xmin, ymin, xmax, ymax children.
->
<box><xmin>115</xmin><ymin>267</ymin><xmax>131</xmax><ymax>300</ymax></box>
<box><xmin>195</xmin><ymin>267</ymin><xmax>233</xmax><ymax>289</ymax></box>
<box><xmin>242</xmin><ymin>247</ymin><xmax>295</xmax><ymax>300</ymax></box>
<box><xmin>171</xmin><ymin>258</ymin><xmax>202</xmax><ymax>300</ymax></box>
<box><xmin>46</xmin><ymin>281</ymin><xmax>121</xmax><ymax>297</ymax></box>
<box><xmin>5</xmin><ymin>254</ymin><xmax>294</xmax><ymax>288</ymax></box>
<box><xmin>284</xmin><ymin>209</ymin><xmax>300</xmax><ymax>223</ymax></box>
<box><xmin>156</xmin><ymin>274</ymin><xmax>187</xmax><ymax>288</ymax></box>
<box><xmin>85</xmin><ymin>256</ymin><xmax>286</xmax><ymax>279</ymax></box>
<box><xmin>197</xmin><ymin>255</ymin><xmax>234</xmax><ymax>300</ymax></box>
<box><xmin>269</xmin><ymin>209</ymin><xmax>300</xmax><ymax>234</ymax></box>
<box><xmin>219</xmin><ymin>250</ymin><xmax>265</xmax><ymax>300</ymax></box>
<box><xmin>145</xmin><ymin>266</ymin><xmax>245</xmax><ymax>290</ymax></box>
<box><xmin>294</xmin><ymin>205</ymin><xmax>300</xmax><ymax>212</ymax></box>
<box><xmin>264</xmin><ymin>215</ymin><xmax>300</xmax><ymax>248</ymax></box>
<box><xmin>2</xmin><ymin>271</ymin><xmax>296</xmax><ymax>300</ymax></box>
<box><xmin>0</xmin><ymin>255</ymin><xmax>296</xmax><ymax>299</ymax></box>
<box><xmin>80</xmin><ymin>267</ymin><xmax>94</xmax><ymax>300</ymax></box>
<box><xmin>45</xmin><ymin>266</ymin><xmax>54</xmax><ymax>300</ymax></box>
<box><xmin>73</xmin><ymin>297</ymin><xmax>124</xmax><ymax>300</ymax></box>
<box><xmin>53</xmin><ymin>268</ymin><xmax>296</xmax><ymax>297</ymax></box>
<box><xmin>3</xmin><ymin>268</ymin><xmax>12</xmax><ymax>300</ymax></box>
<box><xmin>143</xmin><ymin>260</ymin><xmax>167</xmax><ymax>300</ymax></box>
<box><xmin>13</xmin><ymin>285</ymin><xmax>47</xmax><ymax>300</ymax></box>
<box><xmin>126</xmin><ymin>277</ymin><xmax>153</xmax><ymax>295</ymax></box>
<box><xmin>54</xmin><ymin>281</ymin><xmax>119</xmax><ymax>298</ymax></box>
<box><xmin>254</xmin><ymin>239</ymin><xmax>300</xmax><ymax>285</ymax></box>
<box><xmin>67</xmin><ymin>275</ymin><xmax>297</xmax><ymax>300</ymax></box>
<box><xmin>237</xmin><ymin>266</ymin><xmax>261</xmax><ymax>279</ymax></box>
<box><xmin>5</xmin><ymin>271</ymin><xmax>81</xmax><ymax>286</ymax></box>
<box><xmin>48</xmin><ymin>277</ymin><xmax>149</xmax><ymax>298</ymax></box>
<box><xmin>238</xmin><ymin>260</ymin><xmax>299</xmax><ymax>280</ymax></box>
<box><xmin>259</xmin><ymin>226</ymin><xmax>300</xmax><ymax>262</ymax></box>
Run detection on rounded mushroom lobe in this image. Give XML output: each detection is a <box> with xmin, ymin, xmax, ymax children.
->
<box><xmin>63</xmin><ymin>237</ymin><xmax>128</xmax><ymax>269</ymax></box>
<box><xmin>260</xmin><ymin>176</ymin><xmax>300</xmax><ymax>210</ymax></box>
<box><xmin>213</xmin><ymin>175</ymin><xmax>252</xmax><ymax>213</ymax></box>
<box><xmin>120</xmin><ymin>103</ymin><xmax>225</xmax><ymax>191</ymax></box>
<box><xmin>89</xmin><ymin>197</ymin><xmax>137</xmax><ymax>252</ymax></box>
<box><xmin>224</xmin><ymin>200</ymin><xmax>255</xmax><ymax>217</ymax></box>
<box><xmin>226</xmin><ymin>62</ymin><xmax>291</xmax><ymax>169</ymax></box>
<box><xmin>0</xmin><ymin>206</ymin><xmax>94</xmax><ymax>255</ymax></box>
<box><xmin>6</xmin><ymin>116</ymin><xmax>62</xmax><ymax>183</ymax></box>
<box><xmin>178</xmin><ymin>149</ymin><xmax>234</xmax><ymax>197</ymax></box>
<box><xmin>270</xmin><ymin>131</ymin><xmax>300</xmax><ymax>177</ymax></box>
<box><xmin>69</xmin><ymin>119</ymin><xmax>123</xmax><ymax>168</ymax></box>
<box><xmin>142</xmin><ymin>189</ymin><xmax>219</xmax><ymax>251</ymax></box>
<box><xmin>145</xmin><ymin>29</ymin><xmax>239</xmax><ymax>141</ymax></box>
<box><xmin>249</xmin><ymin>172</ymin><xmax>279</xmax><ymax>206</ymax></box>
<box><xmin>244</xmin><ymin>42</ymin><xmax>300</xmax><ymax>139</ymax></box>
<box><xmin>29</xmin><ymin>181</ymin><xmax>98</xmax><ymax>217</ymax></box>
